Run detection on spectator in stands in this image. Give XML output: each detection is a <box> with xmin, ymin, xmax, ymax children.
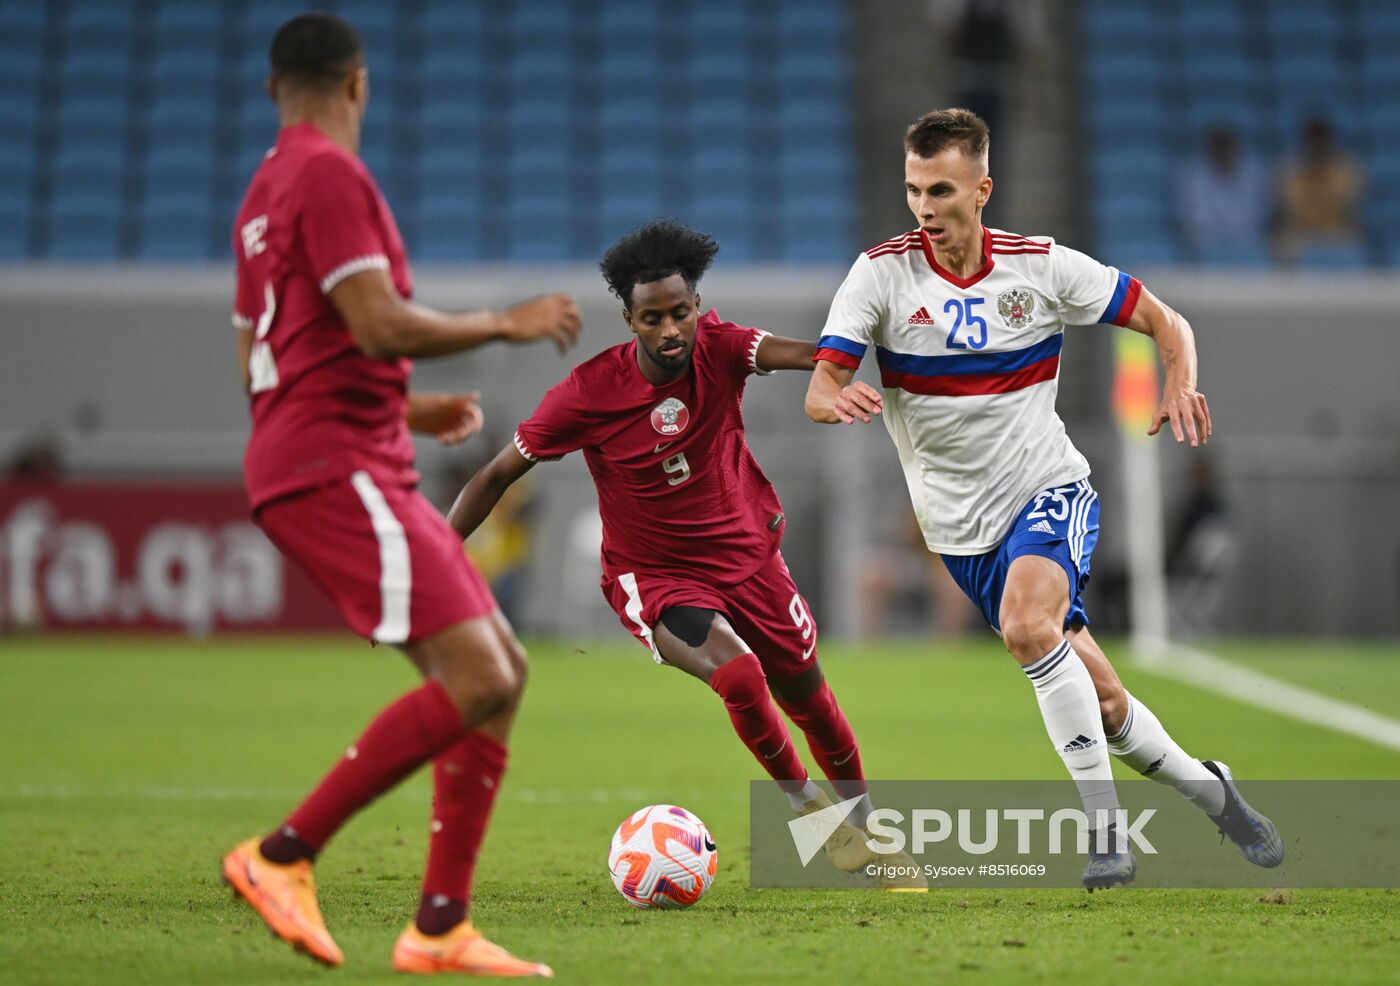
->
<box><xmin>1176</xmin><ymin>127</ymin><xmax>1269</xmax><ymax>265</ymax></box>
<box><xmin>1275</xmin><ymin>116</ymin><xmax>1367</xmax><ymax>267</ymax></box>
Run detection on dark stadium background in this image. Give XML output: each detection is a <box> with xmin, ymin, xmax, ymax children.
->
<box><xmin>3</xmin><ymin>0</ymin><xmax>1397</xmax><ymax>641</ymax></box>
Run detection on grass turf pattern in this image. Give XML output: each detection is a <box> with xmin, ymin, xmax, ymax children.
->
<box><xmin>2</xmin><ymin>636</ymin><xmax>1398</xmax><ymax>984</ymax></box>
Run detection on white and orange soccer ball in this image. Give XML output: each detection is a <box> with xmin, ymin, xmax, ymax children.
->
<box><xmin>607</xmin><ymin>805</ymin><xmax>717</xmax><ymax>909</ymax></box>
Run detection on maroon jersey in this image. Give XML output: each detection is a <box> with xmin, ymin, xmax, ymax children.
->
<box><xmin>515</xmin><ymin>311</ymin><xmax>785</xmax><ymax>585</ymax></box>
<box><xmin>231</xmin><ymin>122</ymin><xmax>416</xmax><ymax>510</ymax></box>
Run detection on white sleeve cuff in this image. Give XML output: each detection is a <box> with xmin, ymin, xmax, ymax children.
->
<box><xmin>513</xmin><ymin>431</ymin><xmax>538</xmax><ymax>462</ymax></box>
<box><xmin>747</xmin><ymin>329</ymin><xmax>773</xmax><ymax>375</ymax></box>
<box><xmin>320</xmin><ymin>254</ymin><xmax>390</xmax><ymax>294</ymax></box>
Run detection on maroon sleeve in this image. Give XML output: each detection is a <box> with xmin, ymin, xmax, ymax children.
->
<box><xmin>700</xmin><ymin>311</ymin><xmax>770</xmax><ymax>379</ymax></box>
<box><xmin>298</xmin><ymin>152</ymin><xmax>391</xmax><ymax>294</ymax></box>
<box><xmin>514</xmin><ymin>372</ymin><xmax>592</xmax><ymax>462</ymax></box>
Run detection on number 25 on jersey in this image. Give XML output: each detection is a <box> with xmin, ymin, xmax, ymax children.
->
<box><xmin>944</xmin><ymin>297</ymin><xmax>987</xmax><ymax>350</ymax></box>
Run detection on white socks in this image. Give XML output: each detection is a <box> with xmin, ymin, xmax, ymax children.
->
<box><xmin>786</xmin><ymin>782</ymin><xmax>873</xmax><ymax>829</ymax></box>
<box><xmin>1108</xmin><ymin>693</ymin><xmax>1226</xmax><ymax>815</ymax></box>
<box><xmin>786</xmin><ymin>779</ymin><xmax>824</xmax><ymax>813</ymax></box>
<box><xmin>845</xmin><ymin>794</ymin><xmax>874</xmax><ymax>829</ymax></box>
<box><xmin>1023</xmin><ymin>641</ymin><xmax>1119</xmax><ymax>821</ymax></box>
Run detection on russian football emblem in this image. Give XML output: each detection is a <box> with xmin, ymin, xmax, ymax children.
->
<box><xmin>650</xmin><ymin>397</ymin><xmax>690</xmax><ymax>436</ymax></box>
<box><xmin>997</xmin><ymin>287</ymin><xmax>1036</xmax><ymax>329</ymax></box>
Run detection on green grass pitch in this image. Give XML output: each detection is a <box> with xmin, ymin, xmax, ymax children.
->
<box><xmin>2</xmin><ymin>635</ymin><xmax>1398</xmax><ymax>984</ymax></box>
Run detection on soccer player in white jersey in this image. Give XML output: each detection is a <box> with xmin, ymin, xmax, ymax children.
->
<box><xmin>805</xmin><ymin>108</ymin><xmax>1282</xmax><ymax>889</ymax></box>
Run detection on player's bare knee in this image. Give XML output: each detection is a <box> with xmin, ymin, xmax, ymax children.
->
<box><xmin>677</xmin><ymin>649</ymin><xmax>729</xmax><ymax>687</ymax></box>
<box><xmin>494</xmin><ymin>626</ymin><xmax>529</xmax><ymax>694</ymax></box>
<box><xmin>448</xmin><ymin>659</ymin><xmax>518</xmax><ymax>722</ymax></box>
<box><xmin>508</xmin><ymin>643</ymin><xmax>528</xmax><ymax>694</ymax></box>
<box><xmin>499</xmin><ymin>648</ymin><xmax>528</xmax><ymax>715</ymax></box>
<box><xmin>482</xmin><ymin>645</ymin><xmax>523</xmax><ymax>703</ymax></box>
<box><xmin>694</xmin><ymin>655</ymin><xmax>724</xmax><ymax>685</ymax></box>
<box><xmin>999</xmin><ymin>615</ymin><xmax>1060</xmax><ymax>664</ymax></box>
<box><xmin>426</xmin><ymin>635</ymin><xmax>520</xmax><ymax>723</ymax></box>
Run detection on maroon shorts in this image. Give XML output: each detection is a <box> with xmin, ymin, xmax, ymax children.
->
<box><xmin>256</xmin><ymin>471</ymin><xmax>495</xmax><ymax>644</ymax></box>
<box><xmin>601</xmin><ymin>550</ymin><xmax>818</xmax><ymax>679</ymax></box>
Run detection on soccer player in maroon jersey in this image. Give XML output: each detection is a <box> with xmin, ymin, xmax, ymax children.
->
<box><xmin>449</xmin><ymin>220</ymin><xmax>925</xmax><ymax>891</ymax></box>
<box><xmin>222</xmin><ymin>14</ymin><xmax>579</xmax><ymax>976</ymax></box>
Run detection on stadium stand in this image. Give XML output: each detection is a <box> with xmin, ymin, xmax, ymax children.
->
<box><xmin>4</xmin><ymin>0</ymin><xmax>854</xmax><ymax>263</ymax></box>
<box><xmin>6</xmin><ymin>0</ymin><xmax>1397</xmax><ymax>268</ymax></box>
<box><xmin>1080</xmin><ymin>0</ymin><xmax>1395</xmax><ymax>267</ymax></box>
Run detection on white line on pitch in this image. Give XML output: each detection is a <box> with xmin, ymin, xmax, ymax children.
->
<box><xmin>1134</xmin><ymin>642</ymin><xmax>1400</xmax><ymax>753</ymax></box>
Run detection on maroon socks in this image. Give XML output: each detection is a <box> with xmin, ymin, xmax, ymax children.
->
<box><xmin>261</xmin><ymin>679</ymin><xmax>467</xmax><ymax>862</ymax></box>
<box><xmin>415</xmin><ymin>731</ymin><xmax>508</xmax><ymax>935</ymax></box>
<box><xmin>709</xmin><ymin>653</ymin><xmax>807</xmax><ymax>789</ymax></box>
<box><xmin>774</xmin><ymin>680</ymin><xmax>868</xmax><ymax>804</ymax></box>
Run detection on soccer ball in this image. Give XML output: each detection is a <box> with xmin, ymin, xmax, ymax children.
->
<box><xmin>607</xmin><ymin>804</ymin><xmax>717</xmax><ymax>909</ymax></box>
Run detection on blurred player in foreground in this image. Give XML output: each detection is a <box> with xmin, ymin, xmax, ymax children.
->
<box><xmin>450</xmin><ymin>220</ymin><xmax>924</xmax><ymax>891</ymax></box>
<box><xmin>805</xmin><ymin>109</ymin><xmax>1282</xmax><ymax>889</ymax></box>
<box><xmin>224</xmin><ymin>14</ymin><xmax>579</xmax><ymax>976</ymax></box>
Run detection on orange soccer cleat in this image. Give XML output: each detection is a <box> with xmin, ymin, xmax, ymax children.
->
<box><xmin>221</xmin><ymin>838</ymin><xmax>344</xmax><ymax>967</ymax></box>
<box><xmin>392</xmin><ymin>921</ymin><xmax>554</xmax><ymax>977</ymax></box>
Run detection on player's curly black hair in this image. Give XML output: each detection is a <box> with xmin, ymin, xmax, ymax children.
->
<box><xmin>599</xmin><ymin>220</ymin><xmax>719</xmax><ymax>308</ymax></box>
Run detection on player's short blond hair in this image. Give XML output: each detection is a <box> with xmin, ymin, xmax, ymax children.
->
<box><xmin>904</xmin><ymin>109</ymin><xmax>990</xmax><ymax>165</ymax></box>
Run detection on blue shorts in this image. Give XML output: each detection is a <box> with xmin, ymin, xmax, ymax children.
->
<box><xmin>940</xmin><ymin>478</ymin><xmax>1100</xmax><ymax>633</ymax></box>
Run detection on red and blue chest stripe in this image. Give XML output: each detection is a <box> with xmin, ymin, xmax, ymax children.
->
<box><xmin>876</xmin><ymin>334</ymin><xmax>1064</xmax><ymax>397</ymax></box>
<box><xmin>814</xmin><ymin>333</ymin><xmax>1063</xmax><ymax>397</ymax></box>
<box><xmin>813</xmin><ymin>270</ymin><xmax>1139</xmax><ymax>397</ymax></box>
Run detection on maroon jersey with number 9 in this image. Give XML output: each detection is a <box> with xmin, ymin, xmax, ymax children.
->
<box><xmin>514</xmin><ymin>311</ymin><xmax>785</xmax><ymax>585</ymax></box>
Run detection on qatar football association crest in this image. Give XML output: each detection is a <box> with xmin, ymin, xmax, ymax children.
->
<box><xmin>997</xmin><ymin>287</ymin><xmax>1036</xmax><ymax>329</ymax></box>
<box><xmin>650</xmin><ymin>397</ymin><xmax>690</xmax><ymax>436</ymax></box>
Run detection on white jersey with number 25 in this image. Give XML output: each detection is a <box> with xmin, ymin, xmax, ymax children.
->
<box><xmin>815</xmin><ymin>227</ymin><xmax>1142</xmax><ymax>555</ymax></box>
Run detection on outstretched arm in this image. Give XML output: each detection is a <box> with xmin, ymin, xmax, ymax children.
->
<box><xmin>804</xmin><ymin>360</ymin><xmax>883</xmax><ymax>425</ymax></box>
<box><xmin>447</xmin><ymin>443</ymin><xmax>536</xmax><ymax>540</ymax></box>
<box><xmin>407</xmin><ymin>392</ymin><xmax>484</xmax><ymax>446</ymax></box>
<box><xmin>1123</xmin><ymin>286</ymin><xmax>1212</xmax><ymax>447</ymax></box>
<box><xmin>754</xmin><ymin>334</ymin><xmax>817</xmax><ymax>372</ymax></box>
<box><xmin>329</xmin><ymin>269</ymin><xmax>582</xmax><ymax>360</ymax></box>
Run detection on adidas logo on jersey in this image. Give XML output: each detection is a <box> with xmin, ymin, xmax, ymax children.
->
<box><xmin>907</xmin><ymin>306</ymin><xmax>935</xmax><ymax>325</ymax></box>
<box><xmin>1029</xmin><ymin>519</ymin><xmax>1056</xmax><ymax>535</ymax></box>
<box><xmin>1061</xmin><ymin>734</ymin><xmax>1098</xmax><ymax>753</ymax></box>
